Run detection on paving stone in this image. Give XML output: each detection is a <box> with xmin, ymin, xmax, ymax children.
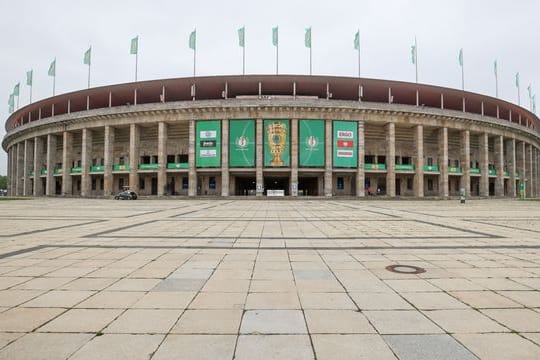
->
<box><xmin>245</xmin><ymin>292</ymin><xmax>301</xmax><ymax>309</ymax></box>
<box><xmin>454</xmin><ymin>333</ymin><xmax>540</xmax><ymax>360</ymax></box>
<box><xmin>171</xmin><ymin>309</ymin><xmax>242</xmax><ymax>334</ymax></box>
<box><xmin>350</xmin><ymin>292</ymin><xmax>413</xmax><ymax>310</ymax></box>
<box><xmin>235</xmin><ymin>335</ymin><xmax>314</xmax><ymax>360</ymax></box>
<box><xmin>153</xmin><ymin>334</ymin><xmax>236</xmax><ymax>360</ymax></box>
<box><xmin>104</xmin><ymin>309</ymin><xmax>182</xmax><ymax>333</ymax></box>
<box><xmin>383</xmin><ymin>334</ymin><xmax>476</xmax><ymax>360</ymax></box>
<box><xmin>189</xmin><ymin>292</ymin><xmax>246</xmax><ymax>309</ymax></box>
<box><xmin>75</xmin><ymin>291</ymin><xmax>145</xmax><ymax>308</ymax></box>
<box><xmin>38</xmin><ymin>308</ymin><xmax>123</xmax><ymax>333</ymax></box>
<box><xmin>69</xmin><ymin>334</ymin><xmax>163</xmax><ymax>360</ymax></box>
<box><xmin>0</xmin><ymin>333</ymin><xmax>93</xmax><ymax>360</ymax></box>
<box><xmin>132</xmin><ymin>291</ymin><xmax>196</xmax><ymax>309</ymax></box>
<box><xmin>424</xmin><ymin>309</ymin><xmax>508</xmax><ymax>333</ymax></box>
<box><xmin>240</xmin><ymin>310</ymin><xmax>307</xmax><ymax>334</ymax></box>
<box><xmin>480</xmin><ymin>308</ymin><xmax>540</xmax><ymax>332</ymax></box>
<box><xmin>312</xmin><ymin>334</ymin><xmax>395</xmax><ymax>360</ymax></box>
<box><xmin>364</xmin><ymin>310</ymin><xmax>443</xmax><ymax>334</ymax></box>
<box><xmin>152</xmin><ymin>279</ymin><xmax>206</xmax><ymax>292</ymax></box>
<box><xmin>304</xmin><ymin>310</ymin><xmax>376</xmax><ymax>334</ymax></box>
<box><xmin>400</xmin><ymin>292</ymin><xmax>468</xmax><ymax>310</ymax></box>
<box><xmin>0</xmin><ymin>307</ymin><xmax>64</xmax><ymax>332</ymax></box>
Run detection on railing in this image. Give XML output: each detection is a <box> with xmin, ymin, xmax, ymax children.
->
<box><xmin>40</xmin><ymin>169</ymin><xmax>47</xmax><ymax>175</ymax></box>
<box><xmin>167</xmin><ymin>163</ymin><xmax>190</xmax><ymax>169</ymax></box>
<box><xmin>488</xmin><ymin>169</ymin><xmax>496</xmax><ymax>176</ymax></box>
<box><xmin>448</xmin><ymin>166</ymin><xmax>462</xmax><ymax>173</ymax></box>
<box><xmin>90</xmin><ymin>165</ymin><xmax>104</xmax><ymax>172</ymax></box>
<box><xmin>395</xmin><ymin>164</ymin><xmax>414</xmax><ymax>171</ymax></box>
<box><xmin>423</xmin><ymin>165</ymin><xmax>439</xmax><ymax>172</ymax></box>
<box><xmin>138</xmin><ymin>163</ymin><xmax>159</xmax><ymax>170</ymax></box>
<box><xmin>70</xmin><ymin>167</ymin><xmax>82</xmax><ymax>174</ymax></box>
<box><xmin>113</xmin><ymin>164</ymin><xmax>131</xmax><ymax>171</ymax></box>
<box><xmin>469</xmin><ymin>168</ymin><xmax>481</xmax><ymax>174</ymax></box>
<box><xmin>364</xmin><ymin>163</ymin><xmax>387</xmax><ymax>170</ymax></box>
<box><xmin>53</xmin><ymin>168</ymin><xmax>62</xmax><ymax>175</ymax></box>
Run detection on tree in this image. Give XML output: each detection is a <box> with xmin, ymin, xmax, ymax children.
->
<box><xmin>0</xmin><ymin>176</ymin><xmax>7</xmax><ymax>190</ymax></box>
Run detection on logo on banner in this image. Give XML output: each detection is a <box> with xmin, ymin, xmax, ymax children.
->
<box><xmin>336</xmin><ymin>140</ymin><xmax>353</xmax><ymax>148</ymax></box>
<box><xmin>200</xmin><ymin>130</ymin><xmax>217</xmax><ymax>139</ymax></box>
<box><xmin>200</xmin><ymin>140</ymin><xmax>216</xmax><ymax>147</ymax></box>
<box><xmin>337</xmin><ymin>131</ymin><xmax>354</xmax><ymax>139</ymax></box>
<box><xmin>306</xmin><ymin>136</ymin><xmax>318</xmax><ymax>149</ymax></box>
<box><xmin>200</xmin><ymin>149</ymin><xmax>217</xmax><ymax>157</ymax></box>
<box><xmin>236</xmin><ymin>136</ymin><xmax>248</xmax><ymax>149</ymax></box>
<box><xmin>337</xmin><ymin>150</ymin><xmax>354</xmax><ymax>157</ymax></box>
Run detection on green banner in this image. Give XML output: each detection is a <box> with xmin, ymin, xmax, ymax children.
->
<box><xmin>229</xmin><ymin>119</ymin><xmax>255</xmax><ymax>167</ymax></box>
<box><xmin>196</xmin><ymin>120</ymin><xmax>221</xmax><ymax>167</ymax></box>
<box><xmin>333</xmin><ymin>121</ymin><xmax>357</xmax><ymax>168</ymax></box>
<box><xmin>264</xmin><ymin>119</ymin><xmax>290</xmax><ymax>167</ymax></box>
<box><xmin>299</xmin><ymin>120</ymin><xmax>324</xmax><ymax>167</ymax></box>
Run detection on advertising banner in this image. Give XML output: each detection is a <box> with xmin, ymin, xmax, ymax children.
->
<box><xmin>229</xmin><ymin>119</ymin><xmax>255</xmax><ymax>167</ymax></box>
<box><xmin>264</xmin><ymin>119</ymin><xmax>290</xmax><ymax>167</ymax></box>
<box><xmin>196</xmin><ymin>120</ymin><xmax>221</xmax><ymax>167</ymax></box>
<box><xmin>333</xmin><ymin>120</ymin><xmax>357</xmax><ymax>168</ymax></box>
<box><xmin>299</xmin><ymin>119</ymin><xmax>325</xmax><ymax>167</ymax></box>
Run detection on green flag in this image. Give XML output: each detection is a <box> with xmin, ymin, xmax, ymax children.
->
<box><xmin>13</xmin><ymin>83</ymin><xmax>20</xmax><ymax>96</ymax></box>
<box><xmin>130</xmin><ymin>36</ymin><xmax>138</xmax><ymax>54</ymax></box>
<box><xmin>238</xmin><ymin>26</ymin><xmax>245</xmax><ymax>47</ymax></box>
<box><xmin>84</xmin><ymin>46</ymin><xmax>92</xmax><ymax>65</ymax></box>
<box><xmin>411</xmin><ymin>44</ymin><xmax>416</xmax><ymax>64</ymax></box>
<box><xmin>48</xmin><ymin>58</ymin><xmax>56</xmax><ymax>77</ymax></box>
<box><xmin>493</xmin><ymin>60</ymin><xmax>497</xmax><ymax>77</ymax></box>
<box><xmin>26</xmin><ymin>70</ymin><xmax>33</xmax><ymax>86</ymax></box>
<box><xmin>305</xmin><ymin>27</ymin><xmax>311</xmax><ymax>48</ymax></box>
<box><xmin>516</xmin><ymin>72</ymin><xmax>520</xmax><ymax>87</ymax></box>
<box><xmin>272</xmin><ymin>26</ymin><xmax>278</xmax><ymax>47</ymax></box>
<box><xmin>458</xmin><ymin>48</ymin><xmax>463</xmax><ymax>67</ymax></box>
<box><xmin>189</xmin><ymin>29</ymin><xmax>196</xmax><ymax>50</ymax></box>
<box><xmin>354</xmin><ymin>31</ymin><xmax>360</xmax><ymax>50</ymax></box>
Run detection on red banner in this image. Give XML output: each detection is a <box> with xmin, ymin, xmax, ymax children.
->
<box><xmin>337</xmin><ymin>140</ymin><xmax>354</xmax><ymax>148</ymax></box>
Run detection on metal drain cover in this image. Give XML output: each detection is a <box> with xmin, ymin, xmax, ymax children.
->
<box><xmin>386</xmin><ymin>264</ymin><xmax>426</xmax><ymax>274</ymax></box>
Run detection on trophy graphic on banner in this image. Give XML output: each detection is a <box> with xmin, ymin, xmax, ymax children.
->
<box><xmin>267</xmin><ymin>122</ymin><xmax>287</xmax><ymax>166</ymax></box>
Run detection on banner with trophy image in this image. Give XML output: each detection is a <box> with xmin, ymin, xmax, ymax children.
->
<box><xmin>333</xmin><ymin>120</ymin><xmax>357</xmax><ymax>168</ymax></box>
<box><xmin>299</xmin><ymin>119</ymin><xmax>325</xmax><ymax>167</ymax></box>
<box><xmin>196</xmin><ymin>120</ymin><xmax>221</xmax><ymax>167</ymax></box>
<box><xmin>264</xmin><ymin>119</ymin><xmax>290</xmax><ymax>167</ymax></box>
<box><xmin>229</xmin><ymin>119</ymin><xmax>255</xmax><ymax>167</ymax></box>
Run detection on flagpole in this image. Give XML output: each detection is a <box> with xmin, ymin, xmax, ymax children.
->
<box><xmin>358</xmin><ymin>30</ymin><xmax>361</xmax><ymax>78</ymax></box>
<box><xmin>193</xmin><ymin>47</ymin><xmax>196</xmax><ymax>77</ymax></box>
<box><xmin>518</xmin><ymin>86</ymin><xmax>521</xmax><ymax>106</ymax></box>
<box><xmin>243</xmin><ymin>43</ymin><xmax>245</xmax><ymax>75</ymax></box>
<box><xmin>461</xmin><ymin>61</ymin><xmax>464</xmax><ymax>91</ymax></box>
<box><xmin>29</xmin><ymin>84</ymin><xmax>32</xmax><ymax>104</ymax></box>
<box><xmin>415</xmin><ymin>37</ymin><xmax>418</xmax><ymax>83</ymax></box>
<box><xmin>16</xmin><ymin>94</ymin><xmax>19</xmax><ymax>110</ymax></box>
<box><xmin>135</xmin><ymin>51</ymin><xmax>138</xmax><ymax>82</ymax></box>
<box><xmin>88</xmin><ymin>61</ymin><xmax>91</xmax><ymax>89</ymax></box>
<box><xmin>310</xmin><ymin>46</ymin><xmax>312</xmax><ymax>75</ymax></box>
<box><xmin>276</xmin><ymin>42</ymin><xmax>279</xmax><ymax>75</ymax></box>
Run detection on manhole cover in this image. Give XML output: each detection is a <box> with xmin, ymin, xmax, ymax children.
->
<box><xmin>385</xmin><ymin>264</ymin><xmax>426</xmax><ymax>274</ymax></box>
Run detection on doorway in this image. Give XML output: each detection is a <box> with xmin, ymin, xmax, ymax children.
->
<box><xmin>151</xmin><ymin>177</ymin><xmax>158</xmax><ymax>195</ymax></box>
<box><xmin>264</xmin><ymin>176</ymin><xmax>290</xmax><ymax>195</ymax></box>
<box><xmin>298</xmin><ymin>177</ymin><xmax>318</xmax><ymax>196</ymax></box>
<box><xmin>235</xmin><ymin>176</ymin><xmax>256</xmax><ymax>196</ymax></box>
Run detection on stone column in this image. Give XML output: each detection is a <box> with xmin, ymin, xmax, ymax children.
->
<box><xmin>23</xmin><ymin>139</ymin><xmax>33</xmax><ymax>196</ymax></box>
<box><xmin>529</xmin><ymin>144</ymin><xmax>534</xmax><ymax>197</ymax></box>
<box><xmin>290</xmin><ymin>118</ymin><xmax>298</xmax><ymax>196</ymax></box>
<box><xmin>16</xmin><ymin>142</ymin><xmax>23</xmax><ymax>196</ymax></box>
<box><xmin>507</xmin><ymin>138</ymin><xmax>516</xmax><ymax>198</ymax></box>
<box><xmin>33</xmin><ymin>137</ymin><xmax>44</xmax><ymax>196</ymax></box>
<box><xmin>324</xmin><ymin>119</ymin><xmax>333</xmax><ymax>197</ymax></box>
<box><xmin>479</xmin><ymin>132</ymin><xmax>489</xmax><ymax>197</ymax></box>
<box><xmin>61</xmin><ymin>131</ymin><xmax>73</xmax><ymax>195</ymax></box>
<box><xmin>494</xmin><ymin>135</ymin><xmax>504</xmax><ymax>197</ymax></box>
<box><xmin>157</xmin><ymin>122</ymin><xmax>168</xmax><ymax>196</ymax></box>
<box><xmin>438</xmin><ymin>127</ymin><xmax>449</xmax><ymax>198</ymax></box>
<box><xmin>518</xmin><ymin>142</ymin><xmax>526</xmax><ymax>197</ymax></box>
<box><xmin>104</xmin><ymin>125</ymin><xmax>115</xmax><ymax>196</ymax></box>
<box><xmin>256</xmin><ymin>118</ymin><xmax>264</xmax><ymax>196</ymax></box>
<box><xmin>356</xmin><ymin>120</ymin><xmax>365</xmax><ymax>197</ymax></box>
<box><xmin>385</xmin><ymin>122</ymin><xmax>396</xmax><ymax>197</ymax></box>
<box><xmin>129</xmin><ymin>123</ymin><xmax>140</xmax><ymax>193</ymax></box>
<box><xmin>460</xmin><ymin>130</ymin><xmax>471</xmax><ymax>197</ymax></box>
<box><xmin>8</xmin><ymin>147</ymin><xmax>14</xmax><ymax>196</ymax></box>
<box><xmin>413</xmin><ymin>125</ymin><xmax>424</xmax><ymax>197</ymax></box>
<box><xmin>221</xmin><ymin>118</ymin><xmax>229</xmax><ymax>197</ymax></box>
<box><xmin>46</xmin><ymin>134</ymin><xmax>57</xmax><ymax>196</ymax></box>
<box><xmin>81</xmin><ymin>128</ymin><xmax>92</xmax><ymax>197</ymax></box>
<box><xmin>188</xmin><ymin>119</ymin><xmax>197</xmax><ymax>196</ymax></box>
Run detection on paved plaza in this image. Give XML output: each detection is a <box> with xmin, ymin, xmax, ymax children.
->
<box><xmin>0</xmin><ymin>198</ymin><xmax>539</xmax><ymax>359</ymax></box>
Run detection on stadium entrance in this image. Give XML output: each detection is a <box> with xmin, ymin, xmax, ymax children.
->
<box><xmin>234</xmin><ymin>176</ymin><xmax>256</xmax><ymax>196</ymax></box>
<box><xmin>264</xmin><ymin>176</ymin><xmax>289</xmax><ymax>196</ymax></box>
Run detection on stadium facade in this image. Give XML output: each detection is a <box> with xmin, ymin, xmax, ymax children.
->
<box><xmin>3</xmin><ymin>75</ymin><xmax>540</xmax><ymax>198</ymax></box>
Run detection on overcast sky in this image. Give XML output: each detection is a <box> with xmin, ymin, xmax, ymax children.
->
<box><xmin>1</xmin><ymin>0</ymin><xmax>539</xmax><ymax>176</ymax></box>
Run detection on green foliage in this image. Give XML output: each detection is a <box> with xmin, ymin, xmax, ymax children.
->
<box><xmin>0</xmin><ymin>175</ymin><xmax>7</xmax><ymax>190</ymax></box>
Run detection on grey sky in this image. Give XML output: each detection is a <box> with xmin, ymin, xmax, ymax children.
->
<box><xmin>1</xmin><ymin>0</ymin><xmax>539</xmax><ymax>176</ymax></box>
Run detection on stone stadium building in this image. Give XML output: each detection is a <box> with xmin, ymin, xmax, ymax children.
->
<box><xmin>2</xmin><ymin>75</ymin><xmax>540</xmax><ymax>198</ymax></box>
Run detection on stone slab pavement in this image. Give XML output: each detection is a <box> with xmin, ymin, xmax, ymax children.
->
<box><xmin>0</xmin><ymin>198</ymin><xmax>539</xmax><ymax>359</ymax></box>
